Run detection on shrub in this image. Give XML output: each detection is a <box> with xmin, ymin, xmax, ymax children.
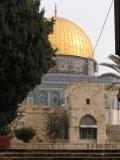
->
<box><xmin>0</xmin><ymin>126</ymin><xmax>11</xmax><ymax>136</ymax></box>
<box><xmin>15</xmin><ymin>127</ymin><xmax>36</xmax><ymax>143</ymax></box>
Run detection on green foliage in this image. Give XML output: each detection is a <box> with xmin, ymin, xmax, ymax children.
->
<box><xmin>0</xmin><ymin>126</ymin><xmax>11</xmax><ymax>136</ymax></box>
<box><xmin>47</xmin><ymin>111</ymin><xmax>69</xmax><ymax>140</ymax></box>
<box><xmin>100</xmin><ymin>54</ymin><xmax>120</xmax><ymax>79</ymax></box>
<box><xmin>0</xmin><ymin>0</ymin><xmax>55</xmax><ymax>126</ymax></box>
<box><xmin>15</xmin><ymin>127</ymin><xmax>36</xmax><ymax>143</ymax></box>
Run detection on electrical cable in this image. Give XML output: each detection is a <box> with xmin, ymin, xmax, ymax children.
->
<box><xmin>92</xmin><ymin>0</ymin><xmax>114</xmax><ymax>57</ymax></box>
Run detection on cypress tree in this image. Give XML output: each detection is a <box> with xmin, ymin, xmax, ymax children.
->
<box><xmin>0</xmin><ymin>0</ymin><xmax>55</xmax><ymax>126</ymax></box>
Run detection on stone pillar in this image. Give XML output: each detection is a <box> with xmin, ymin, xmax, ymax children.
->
<box><xmin>68</xmin><ymin>112</ymin><xmax>80</xmax><ymax>144</ymax></box>
<box><xmin>97</xmin><ymin>132</ymin><xmax>107</xmax><ymax>144</ymax></box>
<box><xmin>69</xmin><ymin>127</ymin><xmax>79</xmax><ymax>144</ymax></box>
<box><xmin>48</xmin><ymin>91</ymin><xmax>51</xmax><ymax>106</ymax></box>
<box><xmin>97</xmin><ymin>124</ymin><xmax>107</xmax><ymax>144</ymax></box>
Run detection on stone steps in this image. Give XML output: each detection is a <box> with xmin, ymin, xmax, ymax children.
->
<box><xmin>1</xmin><ymin>149</ymin><xmax>120</xmax><ymax>159</ymax></box>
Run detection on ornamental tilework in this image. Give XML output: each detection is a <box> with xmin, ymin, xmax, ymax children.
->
<box><xmin>33</xmin><ymin>90</ymin><xmax>48</xmax><ymax>105</ymax></box>
<box><xmin>39</xmin><ymin>91</ymin><xmax>48</xmax><ymax>106</ymax></box>
<box><xmin>51</xmin><ymin>91</ymin><xmax>60</xmax><ymax>106</ymax></box>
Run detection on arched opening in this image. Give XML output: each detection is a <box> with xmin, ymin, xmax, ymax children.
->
<box><xmin>112</xmin><ymin>90</ymin><xmax>120</xmax><ymax>124</ymax></box>
<box><xmin>51</xmin><ymin>91</ymin><xmax>60</xmax><ymax>106</ymax></box>
<box><xmin>80</xmin><ymin>115</ymin><xmax>97</xmax><ymax>140</ymax></box>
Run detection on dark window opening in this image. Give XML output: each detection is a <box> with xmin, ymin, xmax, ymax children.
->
<box><xmin>86</xmin><ymin>99</ymin><xmax>90</xmax><ymax>105</ymax></box>
<box><xmin>80</xmin><ymin>128</ymin><xmax>97</xmax><ymax>139</ymax></box>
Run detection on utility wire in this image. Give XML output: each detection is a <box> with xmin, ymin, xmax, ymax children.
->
<box><xmin>93</xmin><ymin>0</ymin><xmax>114</xmax><ymax>57</ymax></box>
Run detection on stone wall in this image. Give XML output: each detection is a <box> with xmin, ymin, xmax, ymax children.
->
<box><xmin>65</xmin><ymin>82</ymin><xmax>107</xmax><ymax>144</ymax></box>
<box><xmin>18</xmin><ymin>81</ymin><xmax>120</xmax><ymax>145</ymax></box>
<box><xmin>10</xmin><ymin>141</ymin><xmax>120</xmax><ymax>150</ymax></box>
<box><xmin>107</xmin><ymin>125</ymin><xmax>120</xmax><ymax>143</ymax></box>
<box><xmin>21</xmin><ymin>106</ymin><xmax>65</xmax><ymax>143</ymax></box>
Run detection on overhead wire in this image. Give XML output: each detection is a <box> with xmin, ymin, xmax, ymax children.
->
<box><xmin>92</xmin><ymin>0</ymin><xmax>114</xmax><ymax>57</ymax></box>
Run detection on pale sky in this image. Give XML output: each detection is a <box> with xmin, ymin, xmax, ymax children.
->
<box><xmin>41</xmin><ymin>0</ymin><xmax>115</xmax><ymax>74</ymax></box>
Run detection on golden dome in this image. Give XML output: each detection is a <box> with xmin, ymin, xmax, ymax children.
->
<box><xmin>49</xmin><ymin>17</ymin><xmax>94</xmax><ymax>59</ymax></box>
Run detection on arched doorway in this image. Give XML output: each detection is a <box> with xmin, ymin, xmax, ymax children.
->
<box><xmin>80</xmin><ymin>115</ymin><xmax>97</xmax><ymax>140</ymax></box>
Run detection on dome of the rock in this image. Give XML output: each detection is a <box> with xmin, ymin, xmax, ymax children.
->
<box><xmin>49</xmin><ymin>17</ymin><xmax>93</xmax><ymax>59</ymax></box>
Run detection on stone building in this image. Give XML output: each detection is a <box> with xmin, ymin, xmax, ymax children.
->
<box><xmin>17</xmin><ymin>16</ymin><xmax>120</xmax><ymax>144</ymax></box>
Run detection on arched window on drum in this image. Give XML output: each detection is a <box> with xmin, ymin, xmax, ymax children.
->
<box><xmin>51</xmin><ymin>91</ymin><xmax>60</xmax><ymax>106</ymax></box>
<box><xmin>39</xmin><ymin>91</ymin><xmax>48</xmax><ymax>106</ymax></box>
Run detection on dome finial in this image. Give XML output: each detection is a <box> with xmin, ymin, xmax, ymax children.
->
<box><xmin>54</xmin><ymin>3</ymin><xmax>57</xmax><ymax>17</ymax></box>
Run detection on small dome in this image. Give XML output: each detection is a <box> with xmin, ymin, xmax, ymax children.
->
<box><xmin>49</xmin><ymin>17</ymin><xmax>94</xmax><ymax>59</ymax></box>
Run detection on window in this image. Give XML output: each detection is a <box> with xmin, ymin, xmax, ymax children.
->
<box><xmin>51</xmin><ymin>91</ymin><xmax>60</xmax><ymax>106</ymax></box>
<box><xmin>112</xmin><ymin>95</ymin><xmax>120</xmax><ymax>110</ymax></box>
<box><xmin>86</xmin><ymin>99</ymin><xmax>90</xmax><ymax>105</ymax></box>
<box><xmin>80</xmin><ymin>128</ymin><xmax>97</xmax><ymax>139</ymax></box>
<box><xmin>80</xmin><ymin>115</ymin><xmax>96</xmax><ymax>125</ymax></box>
<box><xmin>80</xmin><ymin>115</ymin><xmax>97</xmax><ymax>140</ymax></box>
<box><xmin>39</xmin><ymin>91</ymin><xmax>48</xmax><ymax>106</ymax></box>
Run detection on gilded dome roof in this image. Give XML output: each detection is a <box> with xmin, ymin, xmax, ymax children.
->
<box><xmin>49</xmin><ymin>17</ymin><xmax>94</xmax><ymax>59</ymax></box>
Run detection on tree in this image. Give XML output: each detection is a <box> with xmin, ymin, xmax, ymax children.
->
<box><xmin>0</xmin><ymin>125</ymin><xmax>11</xmax><ymax>136</ymax></box>
<box><xmin>100</xmin><ymin>54</ymin><xmax>120</xmax><ymax>89</ymax></box>
<box><xmin>47</xmin><ymin>111</ymin><xmax>69</xmax><ymax>141</ymax></box>
<box><xmin>100</xmin><ymin>54</ymin><xmax>120</xmax><ymax>78</ymax></box>
<box><xmin>0</xmin><ymin>0</ymin><xmax>55</xmax><ymax>127</ymax></box>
